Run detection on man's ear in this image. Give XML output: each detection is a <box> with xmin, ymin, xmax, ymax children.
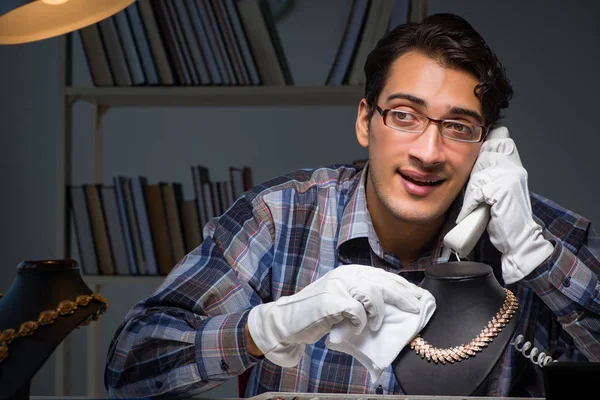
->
<box><xmin>355</xmin><ymin>99</ymin><xmax>370</xmax><ymax>148</ymax></box>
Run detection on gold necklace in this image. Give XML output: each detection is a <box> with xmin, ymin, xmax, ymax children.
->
<box><xmin>409</xmin><ymin>288</ymin><xmax>518</xmax><ymax>365</ymax></box>
<box><xmin>0</xmin><ymin>292</ymin><xmax>108</xmax><ymax>364</ymax></box>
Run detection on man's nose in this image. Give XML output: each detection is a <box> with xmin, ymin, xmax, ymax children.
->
<box><xmin>407</xmin><ymin>122</ymin><xmax>446</xmax><ymax>166</ymax></box>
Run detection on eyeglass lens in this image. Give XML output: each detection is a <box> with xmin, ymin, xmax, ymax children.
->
<box><xmin>386</xmin><ymin>110</ymin><xmax>481</xmax><ymax>142</ymax></box>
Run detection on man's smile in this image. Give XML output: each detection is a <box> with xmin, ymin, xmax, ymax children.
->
<box><xmin>397</xmin><ymin>168</ymin><xmax>445</xmax><ymax>196</ymax></box>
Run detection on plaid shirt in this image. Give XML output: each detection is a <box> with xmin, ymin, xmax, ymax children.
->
<box><xmin>105</xmin><ymin>164</ymin><xmax>600</xmax><ymax>398</ymax></box>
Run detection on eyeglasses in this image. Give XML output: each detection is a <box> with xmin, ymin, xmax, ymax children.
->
<box><xmin>375</xmin><ymin>105</ymin><xmax>487</xmax><ymax>143</ymax></box>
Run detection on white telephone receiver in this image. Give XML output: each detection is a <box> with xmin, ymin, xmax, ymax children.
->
<box><xmin>443</xmin><ymin>203</ymin><xmax>491</xmax><ymax>259</ymax></box>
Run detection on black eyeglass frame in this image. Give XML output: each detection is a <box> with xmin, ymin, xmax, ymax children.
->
<box><xmin>375</xmin><ymin>105</ymin><xmax>488</xmax><ymax>143</ymax></box>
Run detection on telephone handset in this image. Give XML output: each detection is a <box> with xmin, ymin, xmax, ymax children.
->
<box><xmin>445</xmin><ymin>205</ymin><xmax>560</xmax><ymax>369</ymax></box>
<box><xmin>443</xmin><ymin>203</ymin><xmax>491</xmax><ymax>259</ymax></box>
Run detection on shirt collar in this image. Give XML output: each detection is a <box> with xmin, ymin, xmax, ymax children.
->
<box><xmin>337</xmin><ymin>163</ymin><xmax>466</xmax><ymax>268</ymax></box>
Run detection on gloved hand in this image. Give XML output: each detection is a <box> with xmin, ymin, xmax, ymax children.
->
<box><xmin>326</xmin><ymin>286</ymin><xmax>436</xmax><ymax>382</ymax></box>
<box><xmin>457</xmin><ymin>126</ymin><xmax>554</xmax><ymax>284</ymax></box>
<box><xmin>247</xmin><ymin>264</ymin><xmax>425</xmax><ymax>368</ymax></box>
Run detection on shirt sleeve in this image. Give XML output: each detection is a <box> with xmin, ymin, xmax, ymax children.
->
<box><xmin>104</xmin><ymin>195</ymin><xmax>275</xmax><ymax>398</ymax></box>
<box><xmin>585</xmin><ymin>223</ymin><xmax>600</xmax><ymax>259</ymax></box>
<box><xmin>522</xmin><ymin>220</ymin><xmax>600</xmax><ymax>362</ymax></box>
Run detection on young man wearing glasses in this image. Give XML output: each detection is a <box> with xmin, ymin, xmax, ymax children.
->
<box><xmin>105</xmin><ymin>13</ymin><xmax>600</xmax><ymax>398</ymax></box>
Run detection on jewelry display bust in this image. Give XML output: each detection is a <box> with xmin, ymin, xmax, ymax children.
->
<box><xmin>0</xmin><ymin>259</ymin><xmax>107</xmax><ymax>400</ymax></box>
<box><xmin>392</xmin><ymin>261</ymin><xmax>520</xmax><ymax>396</ymax></box>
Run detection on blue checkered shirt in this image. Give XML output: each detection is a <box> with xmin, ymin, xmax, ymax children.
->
<box><xmin>105</xmin><ymin>164</ymin><xmax>600</xmax><ymax>398</ymax></box>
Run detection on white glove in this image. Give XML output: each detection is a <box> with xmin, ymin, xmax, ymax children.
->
<box><xmin>326</xmin><ymin>288</ymin><xmax>436</xmax><ymax>382</ymax></box>
<box><xmin>458</xmin><ymin>126</ymin><xmax>554</xmax><ymax>284</ymax></box>
<box><xmin>247</xmin><ymin>264</ymin><xmax>425</xmax><ymax>367</ymax></box>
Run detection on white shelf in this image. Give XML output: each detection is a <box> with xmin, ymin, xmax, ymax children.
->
<box><xmin>65</xmin><ymin>85</ymin><xmax>365</xmax><ymax>107</ymax></box>
<box><xmin>82</xmin><ymin>274</ymin><xmax>166</xmax><ymax>287</ymax></box>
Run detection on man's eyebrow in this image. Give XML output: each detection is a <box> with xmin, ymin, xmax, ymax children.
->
<box><xmin>386</xmin><ymin>92</ymin><xmax>484</xmax><ymax>125</ymax></box>
<box><xmin>386</xmin><ymin>92</ymin><xmax>426</xmax><ymax>106</ymax></box>
<box><xmin>449</xmin><ymin>107</ymin><xmax>484</xmax><ymax>124</ymax></box>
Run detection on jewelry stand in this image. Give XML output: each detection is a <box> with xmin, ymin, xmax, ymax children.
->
<box><xmin>0</xmin><ymin>259</ymin><xmax>106</xmax><ymax>399</ymax></box>
<box><xmin>392</xmin><ymin>261</ymin><xmax>520</xmax><ymax>396</ymax></box>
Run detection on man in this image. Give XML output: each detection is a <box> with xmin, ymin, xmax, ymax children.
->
<box><xmin>105</xmin><ymin>13</ymin><xmax>600</xmax><ymax>398</ymax></box>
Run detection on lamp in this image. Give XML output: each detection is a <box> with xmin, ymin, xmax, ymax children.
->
<box><xmin>0</xmin><ymin>0</ymin><xmax>136</xmax><ymax>45</ymax></box>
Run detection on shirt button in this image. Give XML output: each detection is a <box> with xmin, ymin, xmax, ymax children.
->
<box><xmin>155</xmin><ymin>381</ymin><xmax>163</xmax><ymax>389</ymax></box>
<box><xmin>564</xmin><ymin>276</ymin><xmax>571</xmax><ymax>287</ymax></box>
<box><xmin>220</xmin><ymin>360</ymin><xmax>229</xmax><ymax>371</ymax></box>
<box><xmin>376</xmin><ymin>385</ymin><xmax>383</xmax><ymax>394</ymax></box>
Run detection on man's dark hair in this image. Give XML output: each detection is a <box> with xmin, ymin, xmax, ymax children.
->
<box><xmin>364</xmin><ymin>13</ymin><xmax>513</xmax><ymax>130</ymax></box>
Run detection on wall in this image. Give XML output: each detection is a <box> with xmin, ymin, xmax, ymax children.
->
<box><xmin>431</xmin><ymin>0</ymin><xmax>600</xmax><ymax>219</ymax></box>
<box><xmin>0</xmin><ymin>0</ymin><xmax>598</xmax><ymax>397</ymax></box>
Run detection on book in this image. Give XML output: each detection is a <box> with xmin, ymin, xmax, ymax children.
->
<box><xmin>180</xmin><ymin>198</ymin><xmax>202</xmax><ymax>252</ymax></box>
<box><xmin>172</xmin><ymin>0</ymin><xmax>212</xmax><ymax>85</ymax></box>
<box><xmin>136</xmin><ymin>0</ymin><xmax>176</xmax><ymax>85</ymax></box>
<box><xmin>224</xmin><ymin>0</ymin><xmax>261</xmax><ymax>85</ymax></box>
<box><xmin>326</xmin><ymin>0</ymin><xmax>370</xmax><ymax>85</ymax></box>
<box><xmin>98</xmin><ymin>17</ymin><xmax>132</xmax><ymax>86</ymax></box>
<box><xmin>211</xmin><ymin>0</ymin><xmax>250</xmax><ymax>85</ymax></box>
<box><xmin>125</xmin><ymin>1</ymin><xmax>161</xmax><ymax>85</ymax></box>
<box><xmin>113</xmin><ymin>8</ymin><xmax>146</xmax><ymax>85</ymax></box>
<box><xmin>83</xmin><ymin>184</ymin><xmax>115</xmax><ymax>275</ymax></box>
<box><xmin>145</xmin><ymin>183</ymin><xmax>174</xmax><ymax>275</ymax></box>
<box><xmin>113</xmin><ymin>176</ymin><xmax>140</xmax><ymax>274</ymax></box>
<box><xmin>347</xmin><ymin>0</ymin><xmax>395</xmax><ymax>85</ymax></box>
<box><xmin>100</xmin><ymin>185</ymin><xmax>131</xmax><ymax>275</ymax></box>
<box><xmin>79</xmin><ymin>24</ymin><xmax>114</xmax><ymax>86</ymax></box>
<box><xmin>185</xmin><ymin>0</ymin><xmax>224</xmax><ymax>84</ymax></box>
<box><xmin>197</xmin><ymin>0</ymin><xmax>238</xmax><ymax>85</ymax></box>
<box><xmin>235</xmin><ymin>0</ymin><xmax>289</xmax><ymax>85</ymax></box>
<box><xmin>130</xmin><ymin>176</ymin><xmax>158</xmax><ymax>275</ymax></box>
<box><xmin>160</xmin><ymin>182</ymin><xmax>187</xmax><ymax>264</ymax></box>
<box><xmin>69</xmin><ymin>186</ymin><xmax>99</xmax><ymax>275</ymax></box>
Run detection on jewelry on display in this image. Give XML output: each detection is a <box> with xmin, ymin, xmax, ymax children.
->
<box><xmin>409</xmin><ymin>288</ymin><xmax>518</xmax><ymax>364</ymax></box>
<box><xmin>0</xmin><ymin>292</ymin><xmax>108</xmax><ymax>364</ymax></box>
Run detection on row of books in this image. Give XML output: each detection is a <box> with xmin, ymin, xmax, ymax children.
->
<box><xmin>80</xmin><ymin>0</ymin><xmax>292</xmax><ymax>87</ymax></box>
<box><xmin>69</xmin><ymin>165</ymin><xmax>253</xmax><ymax>276</ymax></box>
<box><xmin>79</xmin><ymin>0</ymin><xmax>425</xmax><ymax>87</ymax></box>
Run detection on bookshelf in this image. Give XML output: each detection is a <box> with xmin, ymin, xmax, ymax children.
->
<box><xmin>53</xmin><ymin>0</ymin><xmax>430</xmax><ymax>397</ymax></box>
<box><xmin>55</xmin><ymin>36</ymin><xmax>370</xmax><ymax>400</ymax></box>
<box><xmin>66</xmin><ymin>85</ymin><xmax>365</xmax><ymax>107</ymax></box>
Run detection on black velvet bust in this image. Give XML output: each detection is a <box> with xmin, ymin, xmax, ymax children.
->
<box><xmin>0</xmin><ymin>260</ymin><xmax>104</xmax><ymax>400</ymax></box>
<box><xmin>392</xmin><ymin>261</ymin><xmax>519</xmax><ymax>396</ymax></box>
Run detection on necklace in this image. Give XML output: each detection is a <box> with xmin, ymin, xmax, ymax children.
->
<box><xmin>409</xmin><ymin>288</ymin><xmax>518</xmax><ymax>365</ymax></box>
<box><xmin>0</xmin><ymin>292</ymin><xmax>108</xmax><ymax>364</ymax></box>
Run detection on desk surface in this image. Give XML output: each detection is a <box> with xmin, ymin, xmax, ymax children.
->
<box><xmin>247</xmin><ymin>393</ymin><xmax>544</xmax><ymax>400</ymax></box>
<box><xmin>33</xmin><ymin>393</ymin><xmax>545</xmax><ymax>400</ymax></box>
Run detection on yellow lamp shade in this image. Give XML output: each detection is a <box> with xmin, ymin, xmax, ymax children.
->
<box><xmin>0</xmin><ymin>0</ymin><xmax>136</xmax><ymax>44</ymax></box>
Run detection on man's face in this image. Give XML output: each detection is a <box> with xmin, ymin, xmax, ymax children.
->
<box><xmin>356</xmin><ymin>51</ymin><xmax>484</xmax><ymax>225</ymax></box>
